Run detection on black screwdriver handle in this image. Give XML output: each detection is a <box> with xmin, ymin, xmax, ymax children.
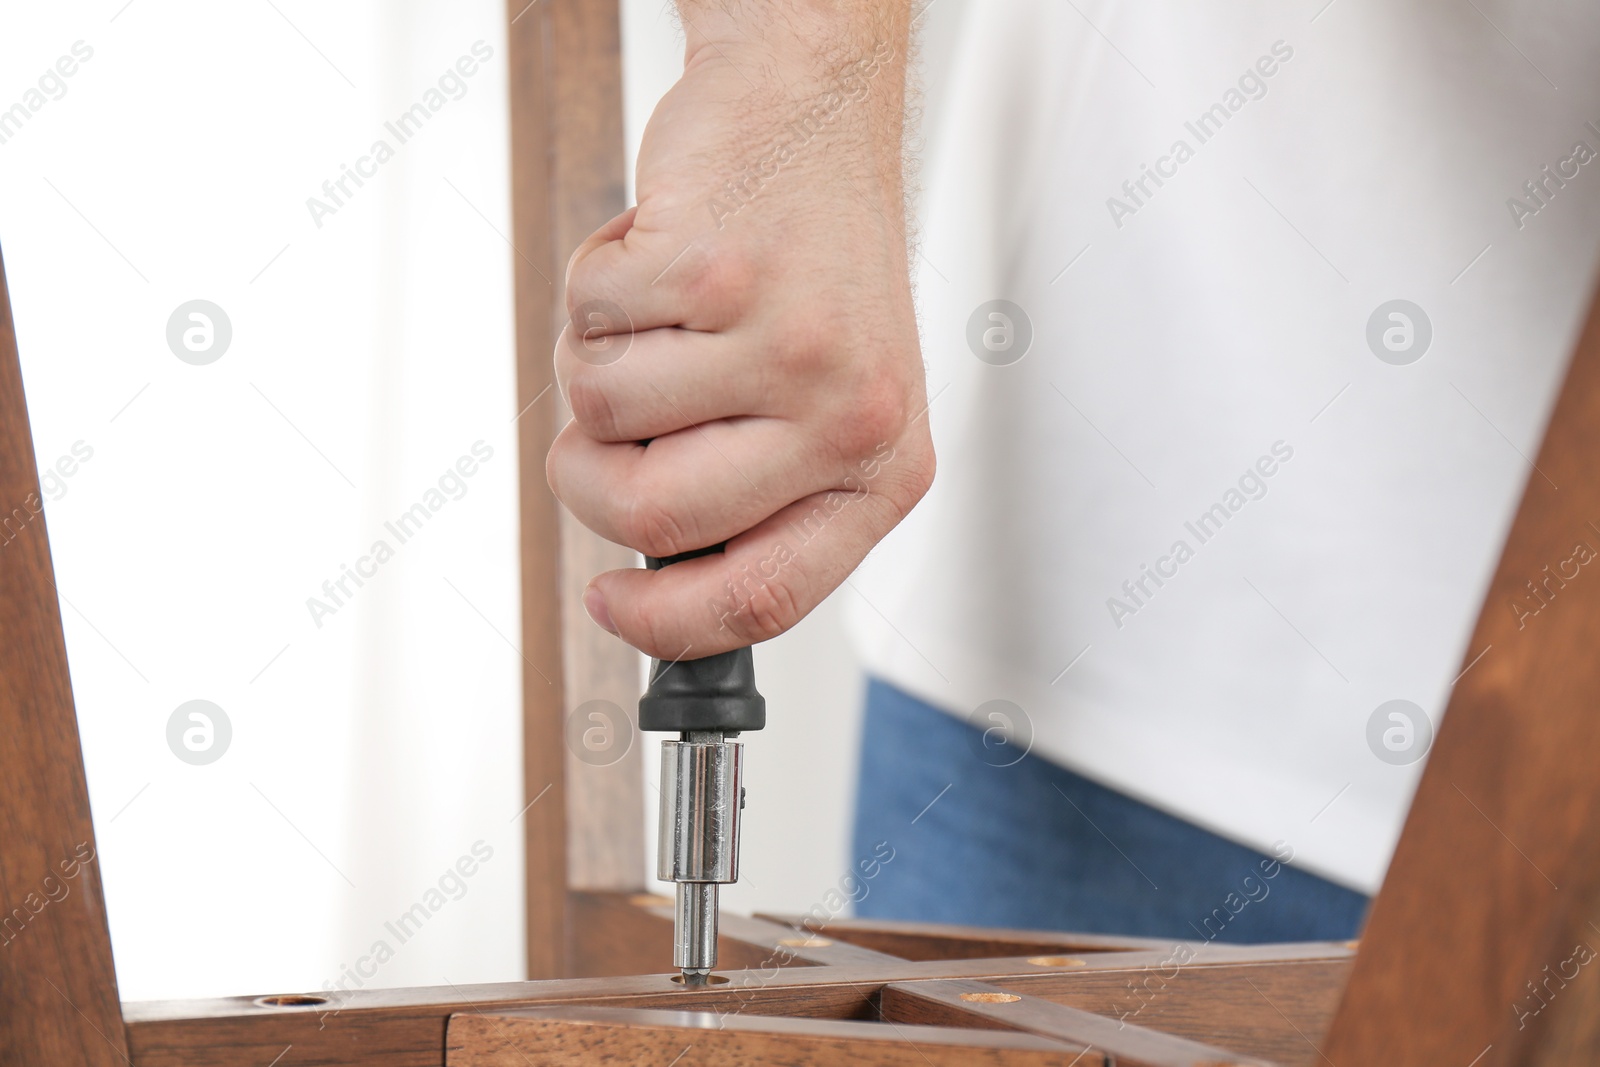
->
<box><xmin>637</xmin><ymin>547</ymin><xmax>766</xmax><ymax>734</ymax></box>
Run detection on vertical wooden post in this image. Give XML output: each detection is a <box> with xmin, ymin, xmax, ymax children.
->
<box><xmin>544</xmin><ymin>0</ymin><xmax>646</xmax><ymax>904</ymax></box>
<box><xmin>507</xmin><ymin>0</ymin><xmax>643</xmax><ymax>979</ymax></box>
<box><xmin>0</xmin><ymin>246</ymin><xmax>129</xmax><ymax>1064</ymax></box>
<box><xmin>1323</xmin><ymin>283</ymin><xmax>1600</xmax><ymax>1064</ymax></box>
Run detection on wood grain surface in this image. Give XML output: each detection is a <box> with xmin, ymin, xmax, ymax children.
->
<box><xmin>505</xmin><ymin>0</ymin><xmax>569</xmax><ymax>981</ymax></box>
<box><xmin>0</xmin><ymin>247</ymin><xmax>129</xmax><ymax>1064</ymax></box>
<box><xmin>539</xmin><ymin>0</ymin><xmax>647</xmax><ymax>902</ymax></box>
<box><xmin>446</xmin><ymin>1006</ymin><xmax>1097</xmax><ymax>1067</ymax></box>
<box><xmin>882</xmin><ymin>979</ymin><xmax>1272</xmax><ymax>1067</ymax></box>
<box><xmin>991</xmin><ymin>959</ymin><xmax>1350</xmax><ymax>1064</ymax></box>
<box><xmin>506</xmin><ymin>0</ymin><xmax>646</xmax><ymax>982</ymax></box>
<box><xmin>757</xmin><ymin>912</ymin><xmax>1181</xmax><ymax>960</ymax></box>
<box><xmin>1322</xmin><ymin>283</ymin><xmax>1600</xmax><ymax>1065</ymax></box>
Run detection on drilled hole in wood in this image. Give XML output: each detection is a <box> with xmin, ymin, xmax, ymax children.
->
<box><xmin>670</xmin><ymin>973</ymin><xmax>731</xmax><ymax>986</ymax></box>
<box><xmin>629</xmin><ymin>893</ymin><xmax>674</xmax><ymax>908</ymax></box>
<box><xmin>959</xmin><ymin>992</ymin><xmax>1021</xmax><ymax>1004</ymax></box>
<box><xmin>1027</xmin><ymin>956</ymin><xmax>1087</xmax><ymax>967</ymax></box>
<box><xmin>254</xmin><ymin>994</ymin><xmax>328</xmax><ymax>1008</ymax></box>
<box><xmin>778</xmin><ymin>937</ymin><xmax>833</xmax><ymax>947</ymax></box>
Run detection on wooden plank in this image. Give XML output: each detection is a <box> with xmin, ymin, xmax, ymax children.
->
<box><xmin>990</xmin><ymin>959</ymin><xmax>1351</xmax><ymax>1064</ymax></box>
<box><xmin>0</xmin><ymin>247</ymin><xmax>129</xmax><ymax>1064</ymax></box>
<box><xmin>542</xmin><ymin>0</ymin><xmax>646</xmax><ymax>899</ymax></box>
<box><xmin>505</xmin><ymin>0</ymin><xmax>569</xmax><ymax>981</ymax></box>
<box><xmin>880</xmin><ymin>980</ymin><xmax>1271</xmax><ymax>1067</ymax></box>
<box><xmin>507</xmin><ymin>0</ymin><xmax>643</xmax><ymax>980</ymax></box>
<box><xmin>445</xmin><ymin>1006</ymin><xmax>1096</xmax><ymax>1066</ymax></box>
<box><xmin>124</xmin><ymin>944</ymin><xmax>1349</xmax><ymax>1066</ymax></box>
<box><xmin>756</xmin><ymin>912</ymin><xmax>1181</xmax><ymax>959</ymax></box>
<box><xmin>1323</xmin><ymin>281</ymin><xmax>1600</xmax><ymax>1065</ymax></box>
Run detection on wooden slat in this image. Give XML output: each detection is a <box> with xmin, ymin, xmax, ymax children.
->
<box><xmin>880</xmin><ymin>981</ymin><xmax>1270</xmax><ymax>1067</ymax></box>
<box><xmin>756</xmin><ymin>912</ymin><xmax>1180</xmax><ymax>960</ymax></box>
<box><xmin>0</xmin><ymin>247</ymin><xmax>129</xmax><ymax>1063</ymax></box>
<box><xmin>445</xmin><ymin>1006</ymin><xmax>1095</xmax><ymax>1066</ymax></box>
<box><xmin>123</xmin><ymin>943</ymin><xmax>1350</xmax><ymax>1066</ymax></box>
<box><xmin>1323</xmin><ymin>281</ymin><xmax>1600</xmax><ymax>1065</ymax></box>
<box><xmin>505</xmin><ymin>0</ymin><xmax>569</xmax><ymax>981</ymax></box>
<box><xmin>542</xmin><ymin>0</ymin><xmax>646</xmax><ymax>900</ymax></box>
<box><xmin>990</xmin><ymin>959</ymin><xmax>1351</xmax><ymax>1064</ymax></box>
<box><xmin>507</xmin><ymin>0</ymin><xmax>643</xmax><ymax>980</ymax></box>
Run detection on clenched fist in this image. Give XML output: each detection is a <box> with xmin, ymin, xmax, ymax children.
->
<box><xmin>547</xmin><ymin>1</ymin><xmax>932</xmax><ymax>661</ymax></box>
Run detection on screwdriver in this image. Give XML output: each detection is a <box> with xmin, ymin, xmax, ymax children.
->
<box><xmin>639</xmin><ymin>547</ymin><xmax>766</xmax><ymax>984</ymax></box>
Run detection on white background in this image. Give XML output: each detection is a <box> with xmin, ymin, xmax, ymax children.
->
<box><xmin>1</xmin><ymin>0</ymin><xmax>865</xmax><ymax>1001</ymax></box>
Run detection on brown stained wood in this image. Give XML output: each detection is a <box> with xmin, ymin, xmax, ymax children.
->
<box><xmin>506</xmin><ymin>0</ymin><xmax>568</xmax><ymax>981</ymax></box>
<box><xmin>568</xmin><ymin>891</ymin><xmax>898</xmax><ymax>978</ymax></box>
<box><xmin>990</xmin><ymin>959</ymin><xmax>1351</xmax><ymax>1065</ymax></box>
<box><xmin>0</xmin><ymin>249</ymin><xmax>129</xmax><ymax>1065</ymax></box>
<box><xmin>881</xmin><ymin>980</ymin><xmax>1270</xmax><ymax>1067</ymax></box>
<box><xmin>541</xmin><ymin>0</ymin><xmax>647</xmax><ymax>899</ymax></box>
<box><xmin>757</xmin><ymin>912</ymin><xmax>1180</xmax><ymax>959</ymax></box>
<box><xmin>1323</xmin><ymin>282</ymin><xmax>1600</xmax><ymax>1066</ymax></box>
<box><xmin>123</xmin><ymin>945</ymin><xmax>1349</xmax><ymax>1066</ymax></box>
<box><xmin>445</xmin><ymin>1006</ymin><xmax>1098</xmax><ymax>1067</ymax></box>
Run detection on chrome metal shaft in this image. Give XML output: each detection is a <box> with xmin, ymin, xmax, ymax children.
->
<box><xmin>658</xmin><ymin>732</ymin><xmax>743</xmax><ymax>978</ymax></box>
<box><xmin>674</xmin><ymin>882</ymin><xmax>718</xmax><ymax>978</ymax></box>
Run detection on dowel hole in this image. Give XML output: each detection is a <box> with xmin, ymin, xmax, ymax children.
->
<box><xmin>778</xmin><ymin>937</ymin><xmax>833</xmax><ymax>948</ymax></box>
<box><xmin>670</xmin><ymin>973</ymin><xmax>731</xmax><ymax>986</ymax></box>
<box><xmin>1027</xmin><ymin>956</ymin><xmax>1087</xmax><ymax>967</ymax></box>
<box><xmin>255</xmin><ymin>994</ymin><xmax>329</xmax><ymax>1007</ymax></box>
<box><xmin>959</xmin><ymin>992</ymin><xmax>1021</xmax><ymax>1004</ymax></box>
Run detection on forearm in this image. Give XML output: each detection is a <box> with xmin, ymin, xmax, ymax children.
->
<box><xmin>673</xmin><ymin>0</ymin><xmax>912</xmax><ymax>208</ymax></box>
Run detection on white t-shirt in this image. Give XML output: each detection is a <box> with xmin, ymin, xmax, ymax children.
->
<box><xmin>850</xmin><ymin>0</ymin><xmax>1600</xmax><ymax>892</ymax></box>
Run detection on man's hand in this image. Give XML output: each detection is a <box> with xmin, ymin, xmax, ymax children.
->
<box><xmin>547</xmin><ymin>1</ymin><xmax>933</xmax><ymax>661</ymax></box>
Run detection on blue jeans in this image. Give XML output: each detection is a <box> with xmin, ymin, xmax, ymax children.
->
<box><xmin>851</xmin><ymin>680</ymin><xmax>1368</xmax><ymax>942</ymax></box>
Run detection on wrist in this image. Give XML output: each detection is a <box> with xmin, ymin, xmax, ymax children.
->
<box><xmin>678</xmin><ymin>1</ymin><xmax>908</xmax><ymax>95</ymax></box>
<box><xmin>676</xmin><ymin>3</ymin><xmax>911</xmax><ymax>206</ymax></box>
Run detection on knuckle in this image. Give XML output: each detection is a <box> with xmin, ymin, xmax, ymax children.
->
<box><xmin>675</xmin><ymin>241</ymin><xmax>753</xmax><ymax>323</ymax></box>
<box><xmin>899</xmin><ymin>432</ymin><xmax>937</xmax><ymax>505</ymax></box>
<box><xmin>565</xmin><ymin>251</ymin><xmax>604</xmax><ymax>317</ymax></box>
<box><xmin>725</xmin><ymin>575</ymin><xmax>803</xmax><ymax>645</ymax></box>
<box><xmin>879</xmin><ymin>433</ymin><xmax>936</xmax><ymax>519</ymax></box>
<box><xmin>564</xmin><ymin>373</ymin><xmax>622</xmax><ymax>441</ymax></box>
<box><xmin>620</xmin><ymin>494</ymin><xmax>694</xmax><ymax>559</ymax></box>
<box><xmin>544</xmin><ymin>426</ymin><xmax>577</xmax><ymax>501</ymax></box>
<box><xmin>838</xmin><ymin>371</ymin><xmax>913</xmax><ymax>457</ymax></box>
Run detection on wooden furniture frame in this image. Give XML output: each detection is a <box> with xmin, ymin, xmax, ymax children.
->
<box><xmin>3</xmin><ymin>2</ymin><xmax>1600</xmax><ymax>1063</ymax></box>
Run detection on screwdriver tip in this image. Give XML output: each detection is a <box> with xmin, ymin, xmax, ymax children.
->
<box><xmin>679</xmin><ymin>968</ymin><xmax>711</xmax><ymax>985</ymax></box>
